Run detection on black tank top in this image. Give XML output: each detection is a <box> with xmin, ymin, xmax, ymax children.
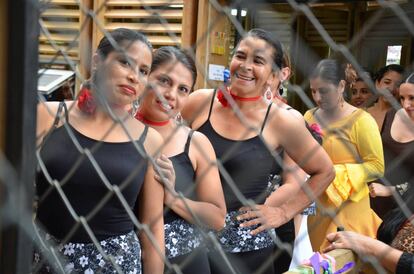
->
<box><xmin>36</xmin><ymin>102</ymin><xmax>149</xmax><ymax>242</ymax></box>
<box><xmin>197</xmin><ymin>91</ymin><xmax>283</xmax><ymax>211</ymax></box>
<box><xmin>164</xmin><ymin>130</ymin><xmax>196</xmax><ymax>223</ymax></box>
<box><xmin>372</xmin><ymin>108</ymin><xmax>414</xmax><ymax>218</ymax></box>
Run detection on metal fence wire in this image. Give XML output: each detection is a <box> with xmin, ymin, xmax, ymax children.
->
<box><xmin>1</xmin><ymin>0</ymin><xmax>414</xmax><ymax>273</ymax></box>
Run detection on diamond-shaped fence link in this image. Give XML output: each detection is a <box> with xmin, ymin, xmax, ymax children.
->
<box><xmin>1</xmin><ymin>0</ymin><xmax>414</xmax><ymax>273</ymax></box>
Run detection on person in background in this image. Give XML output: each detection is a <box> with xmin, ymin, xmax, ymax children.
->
<box><xmin>35</xmin><ymin>28</ymin><xmax>164</xmax><ymax>274</ymax></box>
<box><xmin>325</xmin><ymin>187</ymin><xmax>414</xmax><ymax>273</ymax></box>
<box><xmin>369</xmin><ymin>72</ymin><xmax>414</xmax><ymax>219</ymax></box>
<box><xmin>182</xmin><ymin>28</ymin><xmax>334</xmax><ymax>274</ymax></box>
<box><xmin>350</xmin><ymin>71</ymin><xmax>374</xmax><ymax>108</ymax></box>
<box><xmin>135</xmin><ymin>46</ymin><xmax>226</xmax><ymax>274</ymax></box>
<box><xmin>367</xmin><ymin>64</ymin><xmax>404</xmax><ymax>129</ymax></box>
<box><xmin>304</xmin><ymin>59</ymin><xmax>384</xmax><ymax>252</ymax></box>
<box><xmin>324</xmin><ymin>231</ymin><xmax>413</xmax><ymax>274</ymax></box>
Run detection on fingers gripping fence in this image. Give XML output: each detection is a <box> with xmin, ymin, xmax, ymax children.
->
<box><xmin>0</xmin><ymin>0</ymin><xmax>414</xmax><ymax>274</ymax></box>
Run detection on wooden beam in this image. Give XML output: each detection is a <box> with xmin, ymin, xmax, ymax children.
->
<box><xmin>79</xmin><ymin>0</ymin><xmax>93</xmax><ymax>90</ymax></box>
<box><xmin>181</xmin><ymin>0</ymin><xmax>198</xmax><ymax>48</ymax></box>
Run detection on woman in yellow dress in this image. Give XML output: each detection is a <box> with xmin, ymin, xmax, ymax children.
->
<box><xmin>304</xmin><ymin>59</ymin><xmax>384</xmax><ymax>251</ymax></box>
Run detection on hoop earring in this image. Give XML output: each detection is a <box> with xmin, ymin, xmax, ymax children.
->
<box><xmin>263</xmin><ymin>86</ymin><xmax>273</xmax><ymax>104</ymax></box>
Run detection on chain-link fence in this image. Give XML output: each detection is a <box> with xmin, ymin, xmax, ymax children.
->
<box><xmin>1</xmin><ymin>0</ymin><xmax>414</xmax><ymax>273</ymax></box>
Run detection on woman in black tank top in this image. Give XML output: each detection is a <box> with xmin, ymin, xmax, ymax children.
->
<box><xmin>35</xmin><ymin>29</ymin><xmax>164</xmax><ymax>274</ymax></box>
<box><xmin>181</xmin><ymin>29</ymin><xmax>335</xmax><ymax>274</ymax></box>
<box><xmin>135</xmin><ymin>47</ymin><xmax>226</xmax><ymax>274</ymax></box>
<box><xmin>369</xmin><ymin>74</ymin><xmax>414</xmax><ymax>218</ymax></box>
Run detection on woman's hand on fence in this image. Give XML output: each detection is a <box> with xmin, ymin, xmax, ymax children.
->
<box><xmin>324</xmin><ymin>231</ymin><xmax>377</xmax><ymax>255</ymax></box>
<box><xmin>237</xmin><ymin>205</ymin><xmax>286</xmax><ymax>235</ymax></box>
<box><xmin>154</xmin><ymin>154</ymin><xmax>177</xmax><ymax>205</ymax></box>
<box><xmin>369</xmin><ymin>182</ymin><xmax>394</xmax><ymax>197</ymax></box>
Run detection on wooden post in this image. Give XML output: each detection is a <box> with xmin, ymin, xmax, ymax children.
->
<box><xmin>0</xmin><ymin>0</ymin><xmax>38</xmax><ymax>272</ymax></box>
<box><xmin>182</xmin><ymin>0</ymin><xmax>198</xmax><ymax>48</ymax></box>
<box><xmin>92</xmin><ymin>0</ymin><xmax>106</xmax><ymax>55</ymax></box>
<box><xmin>79</xmin><ymin>0</ymin><xmax>94</xmax><ymax>85</ymax></box>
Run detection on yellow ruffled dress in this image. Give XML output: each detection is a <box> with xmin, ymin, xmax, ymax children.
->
<box><xmin>304</xmin><ymin>108</ymin><xmax>384</xmax><ymax>251</ymax></box>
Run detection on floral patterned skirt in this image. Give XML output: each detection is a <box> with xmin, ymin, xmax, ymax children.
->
<box><xmin>164</xmin><ymin>218</ymin><xmax>202</xmax><ymax>258</ymax></box>
<box><xmin>215</xmin><ymin>210</ymin><xmax>275</xmax><ymax>253</ymax></box>
<box><xmin>32</xmin><ymin>230</ymin><xmax>141</xmax><ymax>274</ymax></box>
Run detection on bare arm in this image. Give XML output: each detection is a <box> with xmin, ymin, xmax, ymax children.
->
<box><xmin>238</xmin><ymin>109</ymin><xmax>334</xmax><ymax>234</ymax></box>
<box><xmin>324</xmin><ymin>231</ymin><xmax>404</xmax><ymax>273</ymax></box>
<box><xmin>157</xmin><ymin>132</ymin><xmax>226</xmax><ymax>231</ymax></box>
<box><xmin>275</xmin><ymin>112</ymin><xmax>335</xmax><ymax>224</ymax></box>
<box><xmin>139</xmin><ymin>132</ymin><xmax>165</xmax><ymax>274</ymax></box>
<box><xmin>181</xmin><ymin>89</ymin><xmax>214</xmax><ymax>127</ymax></box>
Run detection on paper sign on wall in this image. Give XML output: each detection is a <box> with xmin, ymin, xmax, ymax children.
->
<box><xmin>208</xmin><ymin>64</ymin><xmax>225</xmax><ymax>81</ymax></box>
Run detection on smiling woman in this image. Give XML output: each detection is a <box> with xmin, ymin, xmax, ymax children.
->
<box><xmin>35</xmin><ymin>28</ymin><xmax>165</xmax><ymax>274</ymax></box>
<box><xmin>136</xmin><ymin>46</ymin><xmax>226</xmax><ymax>274</ymax></box>
<box><xmin>181</xmin><ymin>29</ymin><xmax>335</xmax><ymax>274</ymax></box>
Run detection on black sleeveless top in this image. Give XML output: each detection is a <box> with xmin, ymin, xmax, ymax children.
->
<box><xmin>371</xmin><ymin>108</ymin><xmax>414</xmax><ymax>218</ymax></box>
<box><xmin>197</xmin><ymin>91</ymin><xmax>283</xmax><ymax>211</ymax></box>
<box><xmin>164</xmin><ymin>130</ymin><xmax>196</xmax><ymax>223</ymax></box>
<box><xmin>36</xmin><ymin>103</ymin><xmax>149</xmax><ymax>242</ymax></box>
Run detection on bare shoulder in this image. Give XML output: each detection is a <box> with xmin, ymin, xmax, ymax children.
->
<box><xmin>191</xmin><ymin>130</ymin><xmax>213</xmax><ymax>148</ymax></box>
<box><xmin>268</xmin><ymin>105</ymin><xmax>307</xmax><ymax>134</ymax></box>
<box><xmin>37</xmin><ymin>101</ymin><xmax>75</xmax><ymax>136</ymax></box>
<box><xmin>181</xmin><ymin>89</ymin><xmax>215</xmax><ymax>124</ymax></box>
<box><xmin>286</xmin><ymin>107</ymin><xmax>305</xmax><ymax>122</ymax></box>
<box><xmin>143</xmin><ymin>127</ymin><xmax>164</xmax><ymax>158</ymax></box>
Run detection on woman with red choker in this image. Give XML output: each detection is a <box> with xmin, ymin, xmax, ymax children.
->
<box><xmin>181</xmin><ymin>28</ymin><xmax>335</xmax><ymax>274</ymax></box>
<box><xmin>35</xmin><ymin>29</ymin><xmax>164</xmax><ymax>274</ymax></box>
<box><xmin>135</xmin><ymin>46</ymin><xmax>226</xmax><ymax>274</ymax></box>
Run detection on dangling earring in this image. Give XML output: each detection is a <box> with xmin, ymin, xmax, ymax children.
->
<box><xmin>175</xmin><ymin>112</ymin><xmax>182</xmax><ymax>124</ymax></box>
<box><xmin>263</xmin><ymin>86</ymin><xmax>273</xmax><ymax>104</ymax></box>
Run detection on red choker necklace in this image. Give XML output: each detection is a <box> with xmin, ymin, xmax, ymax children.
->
<box><xmin>217</xmin><ymin>87</ymin><xmax>262</xmax><ymax>107</ymax></box>
<box><xmin>77</xmin><ymin>87</ymin><xmax>97</xmax><ymax>114</ymax></box>
<box><xmin>135</xmin><ymin>112</ymin><xmax>170</xmax><ymax>126</ymax></box>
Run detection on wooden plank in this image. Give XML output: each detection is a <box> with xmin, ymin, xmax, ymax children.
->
<box><xmin>39</xmin><ymin>54</ymin><xmax>79</xmax><ymax>64</ymax></box>
<box><xmin>148</xmin><ymin>35</ymin><xmax>181</xmax><ymax>45</ymax></box>
<box><xmin>39</xmin><ymin>33</ymin><xmax>79</xmax><ymax>42</ymax></box>
<box><xmin>39</xmin><ymin>44</ymin><xmax>79</xmax><ymax>56</ymax></box>
<box><xmin>42</xmin><ymin>21</ymin><xmax>80</xmax><ymax>31</ymax></box>
<box><xmin>105</xmin><ymin>0</ymin><xmax>183</xmax><ymax>6</ymax></box>
<box><xmin>104</xmin><ymin>9</ymin><xmax>182</xmax><ymax>19</ymax></box>
<box><xmin>106</xmin><ymin>22</ymin><xmax>181</xmax><ymax>33</ymax></box>
<box><xmin>41</xmin><ymin>0</ymin><xmax>79</xmax><ymax>5</ymax></box>
<box><xmin>41</xmin><ymin>9</ymin><xmax>80</xmax><ymax>18</ymax></box>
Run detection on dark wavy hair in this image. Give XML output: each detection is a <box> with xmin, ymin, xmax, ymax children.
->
<box><xmin>374</xmin><ymin>64</ymin><xmax>404</xmax><ymax>83</ymax></box>
<box><xmin>236</xmin><ymin>28</ymin><xmax>284</xmax><ymax>71</ymax></box>
<box><xmin>151</xmin><ymin>46</ymin><xmax>197</xmax><ymax>90</ymax></box>
<box><xmin>96</xmin><ymin>28</ymin><xmax>152</xmax><ymax>59</ymax></box>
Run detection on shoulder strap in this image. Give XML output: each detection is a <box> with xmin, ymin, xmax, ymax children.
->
<box><xmin>184</xmin><ymin>130</ymin><xmax>195</xmax><ymax>154</ymax></box>
<box><xmin>207</xmin><ymin>89</ymin><xmax>217</xmax><ymax>120</ymax></box>
<box><xmin>138</xmin><ymin>124</ymin><xmax>149</xmax><ymax>144</ymax></box>
<box><xmin>380</xmin><ymin>108</ymin><xmax>396</xmax><ymax>134</ymax></box>
<box><xmin>260</xmin><ymin>103</ymin><xmax>273</xmax><ymax>133</ymax></box>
